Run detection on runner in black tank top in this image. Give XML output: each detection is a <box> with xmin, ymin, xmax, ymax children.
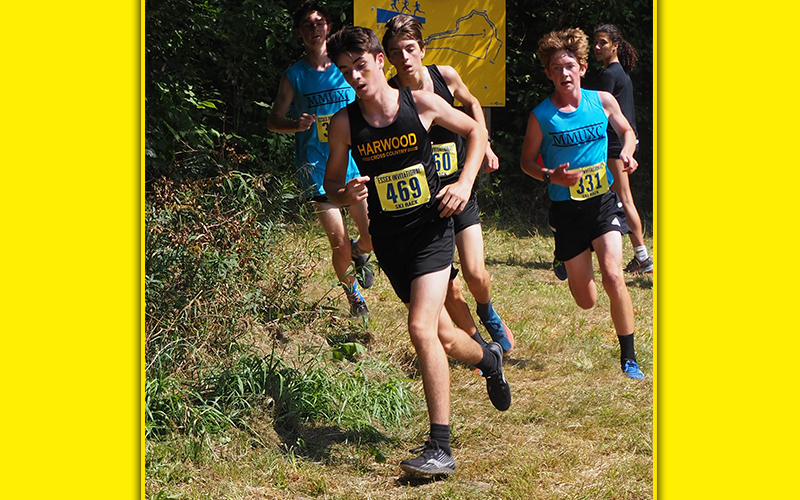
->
<box><xmin>347</xmin><ymin>85</ymin><xmax>454</xmax><ymax>305</ymax></box>
<box><xmin>389</xmin><ymin>65</ymin><xmax>465</xmax><ymax>187</ymax></box>
<box><xmin>592</xmin><ymin>24</ymin><xmax>651</xmax><ymax>274</ymax></box>
<box><xmin>325</xmin><ymin>27</ymin><xmax>511</xmax><ymax>478</ymax></box>
<box><xmin>383</xmin><ymin>16</ymin><xmax>515</xmax><ymax>354</ymax></box>
<box><xmin>347</xmin><ymin>86</ymin><xmax>442</xmax><ymax>238</ymax></box>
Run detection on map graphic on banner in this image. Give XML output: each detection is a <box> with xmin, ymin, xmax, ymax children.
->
<box><xmin>354</xmin><ymin>0</ymin><xmax>506</xmax><ymax>106</ymax></box>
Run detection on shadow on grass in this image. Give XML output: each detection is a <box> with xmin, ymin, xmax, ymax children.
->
<box><xmin>626</xmin><ymin>275</ymin><xmax>653</xmax><ymax>290</ymax></box>
<box><xmin>252</xmin><ymin>349</ymin><xmax>395</xmax><ymax>464</ymax></box>
<box><xmin>484</xmin><ymin>255</ymin><xmax>552</xmax><ymax>270</ymax></box>
<box><xmin>395</xmin><ymin>474</ymin><xmax>450</xmax><ymax>486</ymax></box>
<box><xmin>504</xmin><ymin>357</ymin><xmax>543</xmax><ymax>371</ymax></box>
<box><xmin>448</xmin><ymin>355</ymin><xmax>542</xmax><ymax>374</ymax></box>
<box><xmin>273</xmin><ymin>420</ymin><xmax>392</xmax><ymax>464</ymax></box>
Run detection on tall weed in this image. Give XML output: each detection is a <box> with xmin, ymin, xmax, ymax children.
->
<box><xmin>145</xmin><ymin>172</ymin><xmax>416</xmax><ymax>440</ymax></box>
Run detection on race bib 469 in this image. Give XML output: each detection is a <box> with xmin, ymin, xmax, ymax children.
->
<box><xmin>374</xmin><ymin>164</ymin><xmax>431</xmax><ymax>212</ymax></box>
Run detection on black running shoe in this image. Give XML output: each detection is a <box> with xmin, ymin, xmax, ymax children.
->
<box><xmin>553</xmin><ymin>257</ymin><xmax>568</xmax><ymax>281</ymax></box>
<box><xmin>399</xmin><ymin>440</ymin><xmax>455</xmax><ymax>477</ymax></box>
<box><xmin>483</xmin><ymin>342</ymin><xmax>511</xmax><ymax>411</ymax></box>
<box><xmin>624</xmin><ymin>255</ymin><xmax>654</xmax><ymax>274</ymax></box>
<box><xmin>349</xmin><ymin>297</ymin><xmax>368</xmax><ymax>318</ymax></box>
<box><xmin>351</xmin><ymin>238</ymin><xmax>374</xmax><ymax>288</ymax></box>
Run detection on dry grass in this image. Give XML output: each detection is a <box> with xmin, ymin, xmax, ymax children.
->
<box><xmin>146</xmin><ymin>218</ymin><xmax>653</xmax><ymax>500</ymax></box>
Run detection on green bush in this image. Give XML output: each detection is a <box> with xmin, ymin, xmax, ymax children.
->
<box><xmin>145</xmin><ymin>171</ymin><xmax>416</xmax><ymax>439</ymax></box>
<box><xmin>145</xmin><ymin>0</ymin><xmax>302</xmax><ymax>182</ymax></box>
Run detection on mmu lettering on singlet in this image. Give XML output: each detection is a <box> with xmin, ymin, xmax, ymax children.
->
<box><xmin>347</xmin><ymin>86</ymin><xmax>441</xmax><ymax>237</ymax></box>
<box><xmin>303</xmin><ymin>88</ymin><xmax>353</xmax><ymax>144</ymax></box>
<box><xmin>533</xmin><ymin>89</ymin><xmax>615</xmax><ymax>202</ymax></box>
<box><xmin>285</xmin><ymin>59</ymin><xmax>359</xmax><ymax>196</ymax></box>
<box><xmin>549</xmin><ymin>122</ymin><xmax>605</xmax><ymax>147</ymax></box>
<box><xmin>303</xmin><ymin>88</ymin><xmax>352</xmax><ymax>109</ymax></box>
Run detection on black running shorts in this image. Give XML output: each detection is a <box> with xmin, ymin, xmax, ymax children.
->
<box><xmin>607</xmin><ymin>139</ymin><xmax>639</xmax><ymax>161</ymax></box>
<box><xmin>309</xmin><ymin>194</ymin><xmax>332</xmax><ymax>205</ymax></box>
<box><xmin>452</xmin><ymin>191</ymin><xmax>481</xmax><ymax>235</ymax></box>
<box><xmin>372</xmin><ymin>217</ymin><xmax>455</xmax><ymax>303</ymax></box>
<box><xmin>549</xmin><ymin>190</ymin><xmax>630</xmax><ymax>262</ymax></box>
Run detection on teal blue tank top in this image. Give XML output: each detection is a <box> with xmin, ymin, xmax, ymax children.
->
<box><xmin>532</xmin><ymin>89</ymin><xmax>614</xmax><ymax>202</ymax></box>
<box><xmin>285</xmin><ymin>59</ymin><xmax>360</xmax><ymax>197</ymax></box>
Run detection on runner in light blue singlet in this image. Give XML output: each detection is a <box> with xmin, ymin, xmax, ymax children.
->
<box><xmin>284</xmin><ymin>60</ymin><xmax>361</xmax><ymax>197</ymax></box>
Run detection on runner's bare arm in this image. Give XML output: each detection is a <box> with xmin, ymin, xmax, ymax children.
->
<box><xmin>599</xmin><ymin>91</ymin><xmax>638</xmax><ymax>174</ymax></box>
<box><xmin>267</xmin><ymin>74</ymin><xmax>316</xmax><ymax>133</ymax></box>
<box><xmin>414</xmin><ymin>90</ymin><xmax>487</xmax><ymax>217</ymax></box>
<box><xmin>520</xmin><ymin>113</ymin><xmax>581</xmax><ymax>186</ymax></box>
<box><xmin>439</xmin><ymin>65</ymin><xmax>498</xmax><ymax>172</ymax></box>
<box><xmin>324</xmin><ymin>109</ymin><xmax>369</xmax><ymax>207</ymax></box>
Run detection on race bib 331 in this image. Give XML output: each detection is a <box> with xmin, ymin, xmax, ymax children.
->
<box><xmin>569</xmin><ymin>161</ymin><xmax>609</xmax><ymax>201</ymax></box>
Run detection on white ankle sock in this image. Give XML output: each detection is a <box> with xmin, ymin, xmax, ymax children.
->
<box><xmin>634</xmin><ymin>245</ymin><xmax>649</xmax><ymax>261</ymax></box>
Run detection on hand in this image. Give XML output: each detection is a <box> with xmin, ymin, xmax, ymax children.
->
<box><xmin>481</xmin><ymin>143</ymin><xmax>499</xmax><ymax>173</ymax></box>
<box><xmin>553</xmin><ymin>162</ymin><xmax>582</xmax><ymax>186</ymax></box>
<box><xmin>344</xmin><ymin>176</ymin><xmax>370</xmax><ymax>205</ymax></box>
<box><xmin>619</xmin><ymin>153</ymin><xmax>638</xmax><ymax>174</ymax></box>
<box><xmin>435</xmin><ymin>180</ymin><xmax>471</xmax><ymax>217</ymax></box>
<box><xmin>296</xmin><ymin>113</ymin><xmax>316</xmax><ymax>132</ymax></box>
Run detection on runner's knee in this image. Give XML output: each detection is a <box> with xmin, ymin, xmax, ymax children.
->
<box><xmin>574</xmin><ymin>295</ymin><xmax>596</xmax><ymax>310</ymax></box>
<box><xmin>601</xmin><ymin>269</ymin><xmax>626</xmax><ymax>297</ymax></box>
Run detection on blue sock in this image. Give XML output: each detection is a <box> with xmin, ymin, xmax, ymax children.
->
<box><xmin>344</xmin><ymin>281</ymin><xmax>362</xmax><ymax>301</ymax></box>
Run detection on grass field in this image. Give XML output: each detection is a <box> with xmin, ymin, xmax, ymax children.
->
<box><xmin>146</xmin><ymin>215</ymin><xmax>653</xmax><ymax>500</ymax></box>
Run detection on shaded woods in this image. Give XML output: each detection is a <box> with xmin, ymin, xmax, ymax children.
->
<box><xmin>145</xmin><ymin>0</ymin><xmax>653</xmax><ymax>221</ymax></box>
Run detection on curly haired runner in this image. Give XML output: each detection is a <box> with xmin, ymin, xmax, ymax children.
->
<box><xmin>520</xmin><ymin>27</ymin><xmax>645</xmax><ymax>380</ymax></box>
<box><xmin>324</xmin><ymin>25</ymin><xmax>512</xmax><ymax>478</ymax></box>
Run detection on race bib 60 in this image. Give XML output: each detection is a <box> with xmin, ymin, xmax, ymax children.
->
<box><xmin>432</xmin><ymin>142</ymin><xmax>458</xmax><ymax>178</ymax></box>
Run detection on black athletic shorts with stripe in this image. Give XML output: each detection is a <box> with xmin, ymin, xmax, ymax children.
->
<box><xmin>549</xmin><ymin>190</ymin><xmax>630</xmax><ymax>262</ymax></box>
<box><xmin>452</xmin><ymin>191</ymin><xmax>481</xmax><ymax>235</ymax></box>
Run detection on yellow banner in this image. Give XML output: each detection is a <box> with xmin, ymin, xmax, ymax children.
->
<box><xmin>353</xmin><ymin>0</ymin><xmax>506</xmax><ymax>107</ymax></box>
